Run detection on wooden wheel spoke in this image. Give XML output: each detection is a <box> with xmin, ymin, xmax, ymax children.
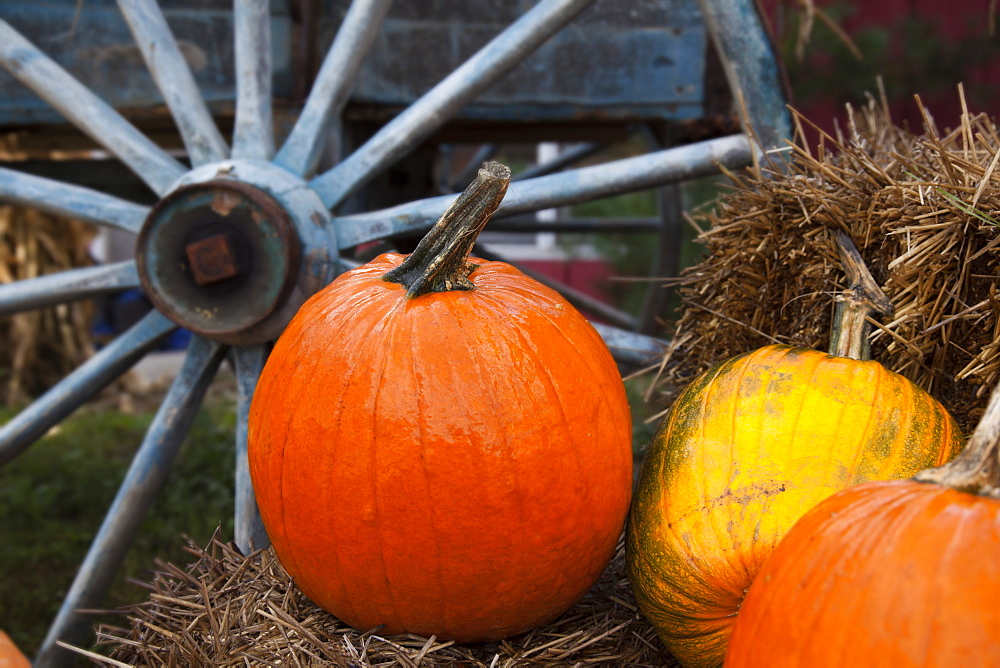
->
<box><xmin>0</xmin><ymin>261</ymin><xmax>140</xmax><ymax>316</ymax></box>
<box><xmin>445</xmin><ymin>144</ymin><xmax>500</xmax><ymax>192</ymax></box>
<box><xmin>0</xmin><ymin>167</ymin><xmax>149</xmax><ymax>233</ymax></box>
<box><xmin>497</xmin><ymin>135</ymin><xmax>753</xmax><ymax>216</ymax></box>
<box><xmin>696</xmin><ymin>0</ymin><xmax>793</xmax><ymax>156</ymax></box>
<box><xmin>511</xmin><ymin>142</ymin><xmax>605</xmax><ymax>181</ymax></box>
<box><xmin>34</xmin><ymin>335</ymin><xmax>227</xmax><ymax>666</ymax></box>
<box><xmin>309</xmin><ymin>0</ymin><xmax>597</xmax><ymax>210</ymax></box>
<box><xmin>332</xmin><ymin>134</ymin><xmax>753</xmax><ymax>248</ymax></box>
<box><xmin>590</xmin><ymin>322</ymin><xmax>668</xmax><ymax>368</ymax></box>
<box><xmin>232</xmin><ymin>0</ymin><xmax>275</xmax><ymax>160</ymax></box>
<box><xmin>484</xmin><ymin>215</ymin><xmax>661</xmax><ymax>233</ymax></box>
<box><xmin>232</xmin><ymin>344</ymin><xmax>270</xmax><ymax>555</ymax></box>
<box><xmin>0</xmin><ymin>20</ymin><xmax>187</xmax><ymax>196</ymax></box>
<box><xmin>117</xmin><ymin>0</ymin><xmax>229</xmax><ymax>166</ymax></box>
<box><xmin>273</xmin><ymin>0</ymin><xmax>393</xmax><ymax>176</ymax></box>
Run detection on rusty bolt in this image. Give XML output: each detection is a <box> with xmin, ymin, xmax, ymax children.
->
<box><xmin>185</xmin><ymin>234</ymin><xmax>240</xmax><ymax>285</ymax></box>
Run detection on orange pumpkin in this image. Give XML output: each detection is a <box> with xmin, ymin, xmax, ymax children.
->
<box><xmin>625</xmin><ymin>232</ymin><xmax>964</xmax><ymax>667</ymax></box>
<box><xmin>248</xmin><ymin>163</ymin><xmax>632</xmax><ymax>641</ymax></box>
<box><xmin>725</xmin><ymin>383</ymin><xmax>1000</xmax><ymax>667</ymax></box>
<box><xmin>0</xmin><ymin>631</ymin><xmax>30</xmax><ymax>668</ymax></box>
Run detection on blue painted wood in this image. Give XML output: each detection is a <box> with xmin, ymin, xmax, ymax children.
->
<box><xmin>591</xmin><ymin>322</ymin><xmax>667</xmax><ymax>367</ymax></box>
<box><xmin>0</xmin><ymin>260</ymin><xmax>139</xmax><ymax>316</ymax></box>
<box><xmin>33</xmin><ymin>335</ymin><xmax>227</xmax><ymax>667</ymax></box>
<box><xmin>447</xmin><ymin>143</ymin><xmax>500</xmax><ymax>191</ymax></box>
<box><xmin>0</xmin><ymin>2</ymin><xmax>253</xmax><ymax>127</ymax></box>
<box><xmin>0</xmin><ymin>5</ymin><xmax>790</xmax><ymax>665</ymax></box>
<box><xmin>310</xmin><ymin>0</ymin><xmax>600</xmax><ymax>210</ymax></box>
<box><xmin>512</xmin><ymin>142</ymin><xmax>604</xmax><ymax>181</ymax></box>
<box><xmin>233</xmin><ymin>344</ymin><xmax>270</xmax><ymax>554</ymax></box>
<box><xmin>0</xmin><ymin>18</ymin><xmax>188</xmax><ymax>195</ymax></box>
<box><xmin>0</xmin><ymin>0</ymin><xmax>709</xmax><ymax>128</ymax></box>
<box><xmin>497</xmin><ymin>134</ymin><xmax>754</xmax><ymax>215</ymax></box>
<box><xmin>331</xmin><ymin>133</ymin><xmax>754</xmax><ymax>248</ymax></box>
<box><xmin>473</xmin><ymin>242</ymin><xmax>639</xmax><ymax>330</ymax></box>
<box><xmin>0</xmin><ymin>166</ymin><xmax>149</xmax><ymax>232</ymax></box>
<box><xmin>273</xmin><ymin>0</ymin><xmax>392</xmax><ymax>176</ymax></box>
<box><xmin>232</xmin><ymin>0</ymin><xmax>276</xmax><ymax>161</ymax></box>
<box><xmin>116</xmin><ymin>0</ymin><xmax>229</xmax><ymax>165</ymax></box>
<box><xmin>697</xmin><ymin>0</ymin><xmax>793</xmax><ymax>156</ymax></box>
<box><xmin>353</xmin><ymin>0</ymin><xmax>706</xmax><ymax>123</ymax></box>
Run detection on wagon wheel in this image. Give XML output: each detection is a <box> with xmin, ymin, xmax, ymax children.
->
<box><xmin>0</xmin><ymin>0</ymin><xmax>788</xmax><ymax>663</ymax></box>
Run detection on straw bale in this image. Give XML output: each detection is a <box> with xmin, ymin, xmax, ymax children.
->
<box><xmin>90</xmin><ymin>530</ymin><xmax>675</xmax><ymax>667</ymax></box>
<box><xmin>653</xmin><ymin>94</ymin><xmax>1000</xmax><ymax>435</ymax></box>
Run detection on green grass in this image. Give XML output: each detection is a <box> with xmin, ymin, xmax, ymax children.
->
<box><xmin>0</xmin><ymin>385</ymin><xmax>237</xmax><ymax>659</ymax></box>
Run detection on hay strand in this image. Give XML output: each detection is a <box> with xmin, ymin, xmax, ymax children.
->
<box><xmin>90</xmin><ymin>530</ymin><xmax>675</xmax><ymax>667</ymax></box>
<box><xmin>657</xmin><ymin>97</ymin><xmax>1000</xmax><ymax>434</ymax></box>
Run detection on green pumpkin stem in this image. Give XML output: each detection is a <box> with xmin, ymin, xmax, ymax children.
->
<box><xmin>382</xmin><ymin>161</ymin><xmax>511</xmax><ymax>298</ymax></box>
<box><xmin>914</xmin><ymin>381</ymin><xmax>1000</xmax><ymax>497</ymax></box>
<box><xmin>828</xmin><ymin>229</ymin><xmax>893</xmax><ymax>361</ymax></box>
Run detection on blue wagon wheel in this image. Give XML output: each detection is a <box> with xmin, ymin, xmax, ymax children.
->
<box><xmin>0</xmin><ymin>0</ymin><xmax>788</xmax><ymax>663</ymax></box>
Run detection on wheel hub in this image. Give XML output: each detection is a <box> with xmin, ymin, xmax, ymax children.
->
<box><xmin>137</xmin><ymin>160</ymin><xmax>340</xmax><ymax>345</ymax></box>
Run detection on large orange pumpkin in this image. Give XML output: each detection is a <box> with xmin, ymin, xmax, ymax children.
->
<box><xmin>248</xmin><ymin>163</ymin><xmax>633</xmax><ymax>642</ymax></box>
<box><xmin>725</xmin><ymin>382</ymin><xmax>1000</xmax><ymax>667</ymax></box>
<box><xmin>625</xmin><ymin>232</ymin><xmax>963</xmax><ymax>667</ymax></box>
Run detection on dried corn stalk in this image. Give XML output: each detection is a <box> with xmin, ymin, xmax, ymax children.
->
<box><xmin>0</xmin><ymin>204</ymin><xmax>96</xmax><ymax>405</ymax></box>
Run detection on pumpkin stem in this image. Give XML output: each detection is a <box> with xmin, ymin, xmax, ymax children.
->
<box><xmin>828</xmin><ymin>229</ymin><xmax>893</xmax><ymax>361</ymax></box>
<box><xmin>382</xmin><ymin>161</ymin><xmax>511</xmax><ymax>298</ymax></box>
<box><xmin>914</xmin><ymin>381</ymin><xmax>1000</xmax><ymax>498</ymax></box>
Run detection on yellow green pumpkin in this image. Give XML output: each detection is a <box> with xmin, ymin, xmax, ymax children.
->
<box><xmin>625</xmin><ymin>343</ymin><xmax>963</xmax><ymax>667</ymax></box>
